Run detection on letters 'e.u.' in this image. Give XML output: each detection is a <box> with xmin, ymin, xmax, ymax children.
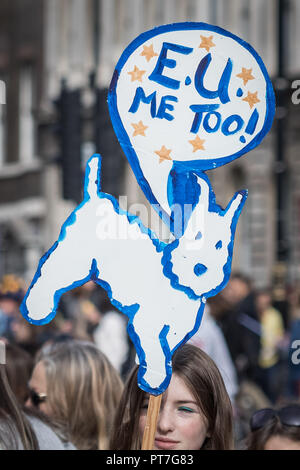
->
<box><xmin>20</xmin><ymin>23</ymin><xmax>275</xmax><ymax>395</ymax></box>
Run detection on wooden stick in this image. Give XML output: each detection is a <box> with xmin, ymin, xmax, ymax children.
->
<box><xmin>141</xmin><ymin>394</ymin><xmax>162</xmax><ymax>450</ymax></box>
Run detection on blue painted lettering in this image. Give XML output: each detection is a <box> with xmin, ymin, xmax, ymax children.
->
<box><xmin>203</xmin><ymin>111</ymin><xmax>222</xmax><ymax>133</ymax></box>
<box><xmin>156</xmin><ymin>95</ymin><xmax>178</xmax><ymax>121</ymax></box>
<box><xmin>189</xmin><ymin>104</ymin><xmax>220</xmax><ymax>133</ymax></box>
<box><xmin>245</xmin><ymin>108</ymin><xmax>259</xmax><ymax>135</ymax></box>
<box><xmin>128</xmin><ymin>87</ymin><xmax>157</xmax><ymax>118</ymax></box>
<box><xmin>194</xmin><ymin>53</ymin><xmax>233</xmax><ymax>104</ymax></box>
<box><xmin>149</xmin><ymin>42</ymin><xmax>193</xmax><ymax>90</ymax></box>
<box><xmin>221</xmin><ymin>114</ymin><xmax>244</xmax><ymax>136</ymax></box>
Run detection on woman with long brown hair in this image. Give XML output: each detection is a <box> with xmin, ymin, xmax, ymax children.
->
<box><xmin>246</xmin><ymin>404</ymin><xmax>300</xmax><ymax>450</ymax></box>
<box><xmin>27</xmin><ymin>340</ymin><xmax>123</xmax><ymax>449</ymax></box>
<box><xmin>4</xmin><ymin>343</ymin><xmax>33</xmax><ymax>405</ymax></box>
<box><xmin>110</xmin><ymin>344</ymin><xmax>234</xmax><ymax>450</ymax></box>
<box><xmin>0</xmin><ymin>363</ymin><xmax>38</xmax><ymax>450</ymax></box>
<box><xmin>0</xmin><ymin>361</ymin><xmax>69</xmax><ymax>450</ymax></box>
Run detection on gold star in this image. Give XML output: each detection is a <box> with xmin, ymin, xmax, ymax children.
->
<box><xmin>140</xmin><ymin>44</ymin><xmax>158</xmax><ymax>62</ymax></box>
<box><xmin>128</xmin><ymin>65</ymin><xmax>146</xmax><ymax>82</ymax></box>
<box><xmin>242</xmin><ymin>91</ymin><xmax>260</xmax><ymax>109</ymax></box>
<box><xmin>199</xmin><ymin>35</ymin><xmax>215</xmax><ymax>52</ymax></box>
<box><xmin>131</xmin><ymin>120</ymin><xmax>148</xmax><ymax>137</ymax></box>
<box><xmin>154</xmin><ymin>145</ymin><xmax>172</xmax><ymax>164</ymax></box>
<box><xmin>189</xmin><ymin>135</ymin><xmax>205</xmax><ymax>152</ymax></box>
<box><xmin>236</xmin><ymin>67</ymin><xmax>255</xmax><ymax>86</ymax></box>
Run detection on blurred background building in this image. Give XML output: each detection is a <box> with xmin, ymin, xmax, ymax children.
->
<box><xmin>0</xmin><ymin>0</ymin><xmax>299</xmax><ymax>290</ymax></box>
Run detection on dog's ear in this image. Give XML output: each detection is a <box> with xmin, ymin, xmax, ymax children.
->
<box><xmin>224</xmin><ymin>189</ymin><xmax>248</xmax><ymax>225</ymax></box>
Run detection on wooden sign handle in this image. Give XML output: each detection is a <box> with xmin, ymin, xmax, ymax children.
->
<box><xmin>141</xmin><ymin>394</ymin><xmax>162</xmax><ymax>450</ymax></box>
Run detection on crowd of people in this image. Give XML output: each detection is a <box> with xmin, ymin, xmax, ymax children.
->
<box><xmin>0</xmin><ymin>272</ymin><xmax>300</xmax><ymax>450</ymax></box>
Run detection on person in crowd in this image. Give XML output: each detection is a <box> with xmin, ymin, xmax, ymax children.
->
<box><xmin>9</xmin><ymin>316</ymin><xmax>54</xmax><ymax>356</ymax></box>
<box><xmin>246</xmin><ymin>404</ymin><xmax>300</xmax><ymax>450</ymax></box>
<box><xmin>4</xmin><ymin>342</ymin><xmax>34</xmax><ymax>405</ymax></box>
<box><xmin>0</xmin><ymin>362</ymin><xmax>74</xmax><ymax>450</ymax></box>
<box><xmin>110</xmin><ymin>344</ymin><xmax>234</xmax><ymax>450</ymax></box>
<box><xmin>57</xmin><ymin>282</ymin><xmax>102</xmax><ymax>341</ymax></box>
<box><xmin>27</xmin><ymin>339</ymin><xmax>123</xmax><ymax>450</ymax></box>
<box><xmin>219</xmin><ymin>273</ymin><xmax>261</xmax><ymax>382</ymax></box>
<box><xmin>0</xmin><ymin>307</ymin><xmax>8</xmax><ymax>337</ymax></box>
<box><xmin>287</xmin><ymin>283</ymin><xmax>300</xmax><ymax>399</ymax></box>
<box><xmin>93</xmin><ymin>296</ymin><xmax>132</xmax><ymax>377</ymax></box>
<box><xmin>255</xmin><ymin>288</ymin><xmax>285</xmax><ymax>403</ymax></box>
<box><xmin>0</xmin><ymin>274</ymin><xmax>25</xmax><ymax>340</ymax></box>
<box><xmin>188</xmin><ymin>300</ymin><xmax>238</xmax><ymax>403</ymax></box>
<box><xmin>0</xmin><ymin>274</ymin><xmax>57</xmax><ymax>354</ymax></box>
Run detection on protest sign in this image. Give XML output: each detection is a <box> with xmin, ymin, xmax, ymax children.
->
<box><xmin>108</xmin><ymin>22</ymin><xmax>275</xmax><ymax>226</ymax></box>
<box><xmin>20</xmin><ymin>25</ymin><xmax>275</xmax><ymax>446</ymax></box>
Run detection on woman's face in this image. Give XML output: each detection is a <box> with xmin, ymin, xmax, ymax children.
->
<box><xmin>26</xmin><ymin>361</ymin><xmax>51</xmax><ymax>415</ymax></box>
<box><xmin>139</xmin><ymin>374</ymin><xmax>209</xmax><ymax>450</ymax></box>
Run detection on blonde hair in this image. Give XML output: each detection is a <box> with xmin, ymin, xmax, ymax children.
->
<box><xmin>38</xmin><ymin>340</ymin><xmax>123</xmax><ymax>449</ymax></box>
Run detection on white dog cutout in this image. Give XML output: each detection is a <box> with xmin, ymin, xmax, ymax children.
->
<box><xmin>20</xmin><ymin>154</ymin><xmax>246</xmax><ymax>395</ymax></box>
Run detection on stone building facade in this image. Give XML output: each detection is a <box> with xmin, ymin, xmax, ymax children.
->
<box><xmin>0</xmin><ymin>0</ymin><xmax>45</xmax><ymax>279</ymax></box>
<box><xmin>0</xmin><ymin>0</ymin><xmax>299</xmax><ymax>287</ymax></box>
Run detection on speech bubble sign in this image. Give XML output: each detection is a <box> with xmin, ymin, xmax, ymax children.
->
<box><xmin>108</xmin><ymin>22</ymin><xmax>275</xmax><ymax>220</ymax></box>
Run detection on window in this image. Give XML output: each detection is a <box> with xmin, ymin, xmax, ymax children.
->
<box><xmin>209</xmin><ymin>0</ymin><xmax>218</xmax><ymax>24</ymax></box>
<box><xmin>0</xmin><ymin>225</ymin><xmax>26</xmax><ymax>278</ymax></box>
<box><xmin>240</xmin><ymin>0</ymin><xmax>250</xmax><ymax>41</ymax></box>
<box><xmin>0</xmin><ymin>76</ymin><xmax>6</xmax><ymax>166</ymax></box>
<box><xmin>0</xmin><ymin>79</ymin><xmax>5</xmax><ymax>105</ymax></box>
<box><xmin>18</xmin><ymin>64</ymin><xmax>36</xmax><ymax>164</ymax></box>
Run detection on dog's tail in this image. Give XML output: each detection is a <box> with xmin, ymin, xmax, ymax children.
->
<box><xmin>84</xmin><ymin>154</ymin><xmax>102</xmax><ymax>199</ymax></box>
